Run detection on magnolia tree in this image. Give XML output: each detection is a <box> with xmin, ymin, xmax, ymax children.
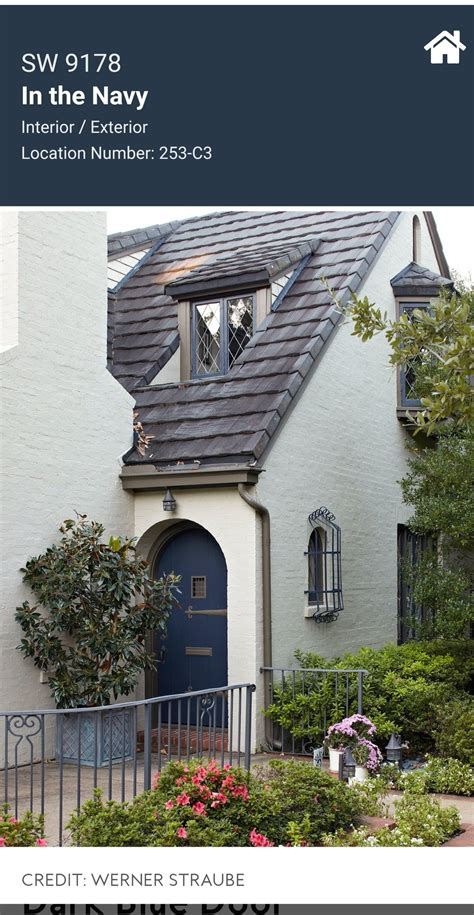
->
<box><xmin>343</xmin><ymin>282</ymin><xmax>473</xmax><ymax>638</ymax></box>
<box><xmin>15</xmin><ymin>515</ymin><xmax>180</xmax><ymax>708</ymax></box>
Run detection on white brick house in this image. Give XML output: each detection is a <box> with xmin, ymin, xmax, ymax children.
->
<box><xmin>1</xmin><ymin>210</ymin><xmax>451</xmax><ymax>746</ymax></box>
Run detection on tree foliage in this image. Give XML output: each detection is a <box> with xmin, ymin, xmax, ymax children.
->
<box><xmin>344</xmin><ymin>279</ymin><xmax>473</xmax><ymax>638</ymax></box>
<box><xmin>15</xmin><ymin>515</ymin><xmax>180</xmax><ymax>708</ymax></box>
<box><xmin>345</xmin><ymin>283</ymin><xmax>473</xmax><ymax>435</ymax></box>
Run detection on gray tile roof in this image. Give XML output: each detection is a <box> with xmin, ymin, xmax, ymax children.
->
<box><xmin>390</xmin><ymin>262</ymin><xmax>453</xmax><ymax>297</ymax></box>
<box><xmin>113</xmin><ymin>210</ymin><xmax>400</xmax><ymax>468</ymax></box>
<box><xmin>165</xmin><ymin>238</ymin><xmax>320</xmax><ymax>297</ymax></box>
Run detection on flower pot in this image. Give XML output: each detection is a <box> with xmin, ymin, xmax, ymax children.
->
<box><xmin>329</xmin><ymin>748</ymin><xmax>345</xmax><ymax>773</ymax></box>
<box><xmin>56</xmin><ymin>708</ymin><xmax>134</xmax><ymax>767</ymax></box>
<box><xmin>354</xmin><ymin>765</ymin><xmax>369</xmax><ymax>783</ymax></box>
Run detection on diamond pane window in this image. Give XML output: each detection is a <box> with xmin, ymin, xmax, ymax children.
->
<box><xmin>227</xmin><ymin>296</ymin><xmax>254</xmax><ymax>367</ymax></box>
<box><xmin>399</xmin><ymin>303</ymin><xmax>429</xmax><ymax>406</ymax></box>
<box><xmin>195</xmin><ymin>302</ymin><xmax>221</xmax><ymax>376</ymax></box>
<box><xmin>192</xmin><ymin>294</ymin><xmax>255</xmax><ymax>378</ymax></box>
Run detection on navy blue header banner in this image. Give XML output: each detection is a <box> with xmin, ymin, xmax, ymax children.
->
<box><xmin>1</xmin><ymin>5</ymin><xmax>473</xmax><ymax>205</ymax></box>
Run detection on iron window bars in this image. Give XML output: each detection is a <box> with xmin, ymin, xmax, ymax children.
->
<box><xmin>397</xmin><ymin>524</ymin><xmax>435</xmax><ymax>643</ymax></box>
<box><xmin>192</xmin><ymin>294</ymin><xmax>255</xmax><ymax>378</ymax></box>
<box><xmin>305</xmin><ymin>506</ymin><xmax>343</xmax><ymax>622</ymax></box>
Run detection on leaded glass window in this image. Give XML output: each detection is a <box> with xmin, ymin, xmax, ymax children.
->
<box><xmin>195</xmin><ymin>301</ymin><xmax>221</xmax><ymax>376</ymax></box>
<box><xmin>399</xmin><ymin>302</ymin><xmax>429</xmax><ymax>407</ymax></box>
<box><xmin>192</xmin><ymin>294</ymin><xmax>255</xmax><ymax>377</ymax></box>
<box><xmin>227</xmin><ymin>296</ymin><xmax>254</xmax><ymax>367</ymax></box>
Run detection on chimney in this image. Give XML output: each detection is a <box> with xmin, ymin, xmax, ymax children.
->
<box><xmin>453</xmin><ymin>30</ymin><xmax>460</xmax><ymax>43</ymax></box>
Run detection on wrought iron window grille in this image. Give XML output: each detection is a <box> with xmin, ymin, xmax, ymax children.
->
<box><xmin>305</xmin><ymin>506</ymin><xmax>343</xmax><ymax>623</ymax></box>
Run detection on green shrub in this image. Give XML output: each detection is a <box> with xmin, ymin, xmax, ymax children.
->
<box><xmin>371</xmin><ymin>757</ymin><xmax>474</xmax><ymax>796</ymax></box>
<box><xmin>0</xmin><ymin>806</ymin><xmax>46</xmax><ymax>846</ymax></box>
<box><xmin>433</xmin><ymin>698</ymin><xmax>474</xmax><ymax>764</ymax></box>
<box><xmin>266</xmin><ymin>641</ymin><xmax>473</xmax><ymax>755</ymax></box>
<box><xmin>251</xmin><ymin>759</ymin><xmax>362</xmax><ymax>845</ymax></box>
<box><xmin>422</xmin><ymin>756</ymin><xmax>474</xmax><ymax>795</ymax></box>
<box><xmin>322</xmin><ymin>794</ymin><xmax>460</xmax><ymax>847</ymax></box>
<box><xmin>69</xmin><ymin>759</ymin><xmax>363</xmax><ymax>847</ymax></box>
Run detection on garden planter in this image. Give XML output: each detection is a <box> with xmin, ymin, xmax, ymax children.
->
<box><xmin>56</xmin><ymin>708</ymin><xmax>134</xmax><ymax>767</ymax></box>
<box><xmin>329</xmin><ymin>748</ymin><xmax>345</xmax><ymax>773</ymax></box>
<box><xmin>354</xmin><ymin>765</ymin><xmax>369</xmax><ymax>783</ymax></box>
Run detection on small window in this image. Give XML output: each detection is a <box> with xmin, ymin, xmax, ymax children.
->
<box><xmin>412</xmin><ymin>215</ymin><xmax>421</xmax><ymax>264</ymax></box>
<box><xmin>192</xmin><ymin>294</ymin><xmax>254</xmax><ymax>378</ymax></box>
<box><xmin>305</xmin><ymin>507</ymin><xmax>343</xmax><ymax>622</ymax></box>
<box><xmin>191</xmin><ymin>576</ymin><xmax>207</xmax><ymax>599</ymax></box>
<box><xmin>399</xmin><ymin>302</ymin><xmax>429</xmax><ymax>407</ymax></box>
<box><xmin>397</xmin><ymin>525</ymin><xmax>435</xmax><ymax>643</ymax></box>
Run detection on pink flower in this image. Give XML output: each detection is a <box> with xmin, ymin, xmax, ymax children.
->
<box><xmin>152</xmin><ymin>773</ymin><xmax>161</xmax><ymax>789</ymax></box>
<box><xmin>233</xmin><ymin>785</ymin><xmax>249</xmax><ymax>801</ymax></box>
<box><xmin>0</xmin><ymin>838</ymin><xmax>6</xmax><ymax>847</ymax></box>
<box><xmin>249</xmin><ymin>829</ymin><xmax>274</xmax><ymax>847</ymax></box>
<box><xmin>196</xmin><ymin>766</ymin><xmax>207</xmax><ymax>779</ymax></box>
<box><xmin>223</xmin><ymin>763</ymin><xmax>232</xmax><ymax>770</ymax></box>
<box><xmin>8</xmin><ymin>818</ymin><xmax>18</xmax><ymax>825</ymax></box>
<box><xmin>175</xmin><ymin>777</ymin><xmax>186</xmax><ymax>786</ymax></box>
<box><xmin>164</xmin><ymin>800</ymin><xmax>174</xmax><ymax>810</ymax></box>
<box><xmin>222</xmin><ymin>776</ymin><xmax>235</xmax><ymax>788</ymax></box>
<box><xmin>35</xmin><ymin>838</ymin><xmax>47</xmax><ymax>847</ymax></box>
<box><xmin>176</xmin><ymin>792</ymin><xmax>190</xmax><ymax>806</ymax></box>
<box><xmin>192</xmin><ymin>775</ymin><xmax>204</xmax><ymax>785</ymax></box>
<box><xmin>192</xmin><ymin>802</ymin><xmax>206</xmax><ymax>816</ymax></box>
<box><xmin>176</xmin><ymin>827</ymin><xmax>188</xmax><ymax>839</ymax></box>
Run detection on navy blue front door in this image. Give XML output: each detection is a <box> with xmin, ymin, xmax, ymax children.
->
<box><xmin>153</xmin><ymin>527</ymin><xmax>228</xmax><ymax>703</ymax></box>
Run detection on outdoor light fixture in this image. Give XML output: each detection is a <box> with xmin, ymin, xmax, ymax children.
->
<box><xmin>386</xmin><ymin>733</ymin><xmax>403</xmax><ymax>766</ymax></box>
<box><xmin>343</xmin><ymin>746</ymin><xmax>356</xmax><ymax>780</ymax></box>
<box><xmin>162</xmin><ymin>488</ymin><xmax>176</xmax><ymax>512</ymax></box>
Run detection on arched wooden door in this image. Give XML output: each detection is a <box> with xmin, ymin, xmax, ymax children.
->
<box><xmin>153</xmin><ymin>527</ymin><xmax>228</xmax><ymax>701</ymax></box>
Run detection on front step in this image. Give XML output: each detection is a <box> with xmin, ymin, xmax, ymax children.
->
<box><xmin>137</xmin><ymin>727</ymin><xmax>229</xmax><ymax>754</ymax></box>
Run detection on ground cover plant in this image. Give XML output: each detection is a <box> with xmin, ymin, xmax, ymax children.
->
<box><xmin>322</xmin><ymin>793</ymin><xmax>460</xmax><ymax>847</ymax></box>
<box><xmin>266</xmin><ymin>641</ymin><xmax>474</xmax><ymax>758</ymax></box>
<box><xmin>375</xmin><ymin>757</ymin><xmax>474</xmax><ymax>797</ymax></box>
<box><xmin>68</xmin><ymin>758</ymin><xmax>365</xmax><ymax>847</ymax></box>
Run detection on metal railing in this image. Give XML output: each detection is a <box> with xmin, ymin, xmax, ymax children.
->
<box><xmin>261</xmin><ymin>666</ymin><xmax>367</xmax><ymax>755</ymax></box>
<box><xmin>0</xmin><ymin>682</ymin><xmax>255</xmax><ymax>846</ymax></box>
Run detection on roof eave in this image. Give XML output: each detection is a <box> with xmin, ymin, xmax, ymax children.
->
<box><xmin>120</xmin><ymin>463</ymin><xmax>262</xmax><ymax>492</ymax></box>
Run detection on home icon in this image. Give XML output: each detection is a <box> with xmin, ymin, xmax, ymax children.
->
<box><xmin>424</xmin><ymin>30</ymin><xmax>466</xmax><ymax>64</ymax></box>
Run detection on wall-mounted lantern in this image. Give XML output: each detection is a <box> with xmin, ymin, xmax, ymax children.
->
<box><xmin>162</xmin><ymin>488</ymin><xmax>176</xmax><ymax>512</ymax></box>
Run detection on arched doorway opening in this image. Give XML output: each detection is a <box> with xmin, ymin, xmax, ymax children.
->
<box><xmin>151</xmin><ymin>524</ymin><xmax>228</xmax><ymax>703</ymax></box>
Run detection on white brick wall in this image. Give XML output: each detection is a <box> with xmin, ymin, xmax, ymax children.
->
<box><xmin>0</xmin><ymin>212</ymin><xmax>134</xmax><ymax>712</ymax></box>
<box><xmin>257</xmin><ymin>211</ymin><xmax>441</xmax><ymax>666</ymax></box>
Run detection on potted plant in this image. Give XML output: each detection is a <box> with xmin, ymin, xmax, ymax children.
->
<box><xmin>351</xmin><ymin>742</ymin><xmax>370</xmax><ymax>782</ymax></box>
<box><xmin>15</xmin><ymin>516</ymin><xmax>180</xmax><ymax>766</ymax></box>
<box><xmin>326</xmin><ymin>720</ymin><xmax>357</xmax><ymax>772</ymax></box>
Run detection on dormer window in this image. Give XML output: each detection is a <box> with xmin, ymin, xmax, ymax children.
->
<box><xmin>390</xmin><ymin>262</ymin><xmax>453</xmax><ymax>417</ymax></box>
<box><xmin>192</xmin><ymin>294</ymin><xmax>255</xmax><ymax>378</ymax></box>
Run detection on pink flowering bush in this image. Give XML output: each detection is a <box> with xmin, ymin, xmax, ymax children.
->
<box><xmin>69</xmin><ymin>758</ymin><xmax>364</xmax><ymax>846</ymax></box>
<box><xmin>0</xmin><ymin>806</ymin><xmax>46</xmax><ymax>846</ymax></box>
